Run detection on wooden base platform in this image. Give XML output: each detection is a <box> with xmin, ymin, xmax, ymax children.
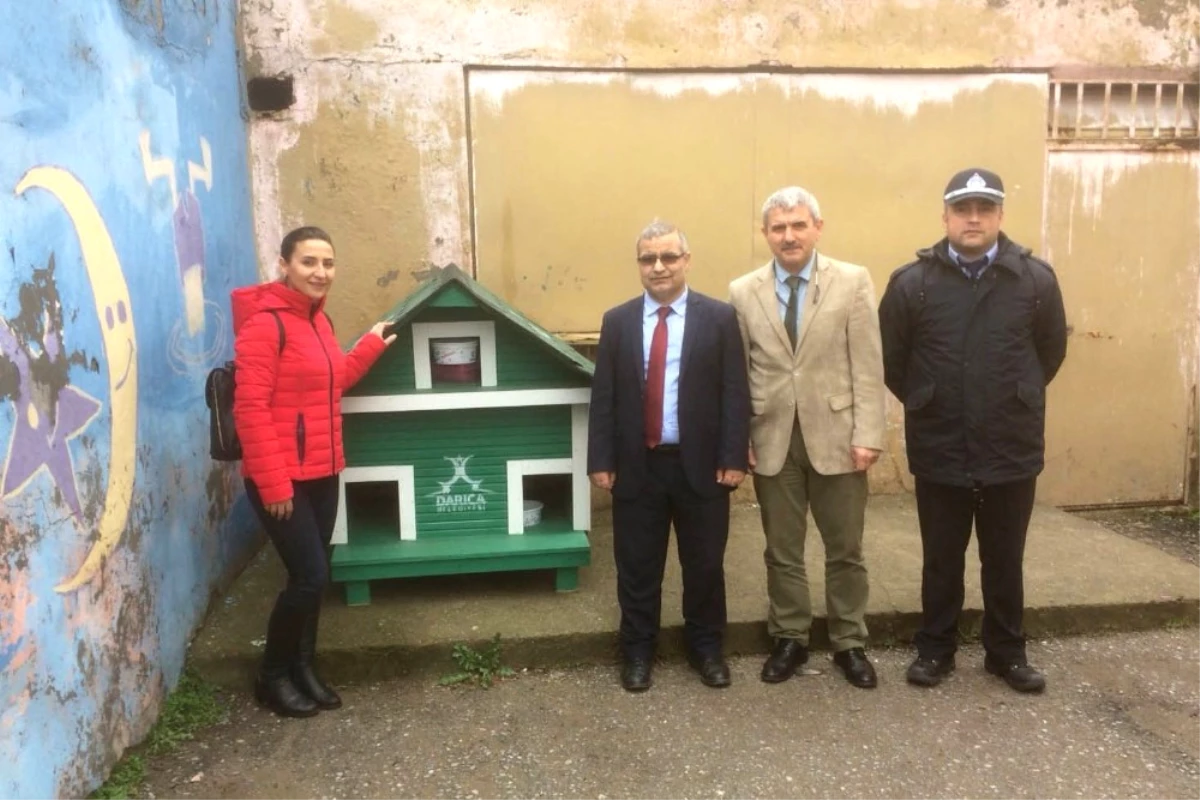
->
<box><xmin>330</xmin><ymin>518</ymin><xmax>591</xmax><ymax>606</ymax></box>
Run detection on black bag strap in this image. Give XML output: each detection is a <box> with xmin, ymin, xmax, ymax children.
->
<box><xmin>268</xmin><ymin>309</ymin><xmax>286</xmax><ymax>354</ymax></box>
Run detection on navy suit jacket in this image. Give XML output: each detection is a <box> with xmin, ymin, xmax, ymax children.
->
<box><xmin>587</xmin><ymin>289</ymin><xmax>751</xmax><ymax>499</ymax></box>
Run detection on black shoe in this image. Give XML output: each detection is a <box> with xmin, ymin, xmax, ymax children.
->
<box><xmin>761</xmin><ymin>638</ymin><xmax>808</xmax><ymax>683</ymax></box>
<box><xmin>621</xmin><ymin>658</ymin><xmax>653</xmax><ymax>692</ymax></box>
<box><xmin>292</xmin><ymin>663</ymin><xmax>343</xmax><ymax>710</ymax></box>
<box><xmin>906</xmin><ymin>655</ymin><xmax>956</xmax><ymax>687</ymax></box>
<box><xmin>832</xmin><ymin>647</ymin><xmax>878</xmax><ymax>689</ymax></box>
<box><xmin>688</xmin><ymin>653</ymin><xmax>732</xmax><ymax>688</ymax></box>
<box><xmin>985</xmin><ymin>657</ymin><xmax>1046</xmax><ymax>693</ymax></box>
<box><xmin>293</xmin><ymin>609</ymin><xmax>342</xmax><ymax>710</ymax></box>
<box><xmin>254</xmin><ymin>675</ymin><xmax>319</xmax><ymax>718</ymax></box>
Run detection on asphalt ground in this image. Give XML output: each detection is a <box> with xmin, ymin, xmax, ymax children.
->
<box><xmin>143</xmin><ymin>628</ymin><xmax>1200</xmax><ymax>800</ymax></box>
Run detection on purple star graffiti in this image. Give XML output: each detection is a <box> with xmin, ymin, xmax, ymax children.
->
<box><xmin>0</xmin><ymin>318</ymin><xmax>101</xmax><ymax>520</ymax></box>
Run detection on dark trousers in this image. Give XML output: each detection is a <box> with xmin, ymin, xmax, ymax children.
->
<box><xmin>913</xmin><ymin>477</ymin><xmax>1037</xmax><ymax>664</ymax></box>
<box><xmin>612</xmin><ymin>449</ymin><xmax>730</xmax><ymax>660</ymax></box>
<box><xmin>246</xmin><ymin>475</ymin><xmax>340</xmax><ymax>678</ymax></box>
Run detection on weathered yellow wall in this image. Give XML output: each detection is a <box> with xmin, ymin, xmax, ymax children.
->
<box><xmin>249</xmin><ymin>63</ymin><xmax>471</xmax><ymax>338</ymax></box>
<box><xmin>241</xmin><ymin>0</ymin><xmax>1200</xmax><ymax>503</ymax></box>
<box><xmin>243</xmin><ymin>0</ymin><xmax>1197</xmax><ymax>344</ymax></box>
<box><xmin>469</xmin><ymin>71</ymin><xmax>1048</xmax><ymax>495</ymax></box>
<box><xmin>276</xmin><ymin>83</ymin><xmax>429</xmax><ymax>334</ymax></box>
<box><xmin>471</xmin><ymin>72</ymin><xmax>1047</xmax><ymax>334</ymax></box>
<box><xmin>1041</xmin><ymin>151</ymin><xmax>1200</xmax><ymax>506</ymax></box>
<box><xmin>246</xmin><ymin>1</ymin><xmax>1199</xmax><ymax>72</ymax></box>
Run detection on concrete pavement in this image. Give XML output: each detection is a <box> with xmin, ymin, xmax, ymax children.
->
<box><xmin>189</xmin><ymin>493</ymin><xmax>1199</xmax><ymax>689</ymax></box>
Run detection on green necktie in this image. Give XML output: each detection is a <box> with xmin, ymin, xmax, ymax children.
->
<box><xmin>784</xmin><ymin>275</ymin><xmax>801</xmax><ymax>349</ymax></box>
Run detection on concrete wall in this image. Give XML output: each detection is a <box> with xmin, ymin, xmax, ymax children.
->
<box><xmin>241</xmin><ymin>0</ymin><xmax>1199</xmax><ymax>505</ymax></box>
<box><xmin>241</xmin><ymin>0</ymin><xmax>1198</xmax><ymax>324</ymax></box>
<box><xmin>0</xmin><ymin>1</ymin><xmax>259</xmax><ymax>796</ymax></box>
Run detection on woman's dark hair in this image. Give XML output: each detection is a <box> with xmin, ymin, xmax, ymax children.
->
<box><xmin>280</xmin><ymin>226</ymin><xmax>334</xmax><ymax>261</ymax></box>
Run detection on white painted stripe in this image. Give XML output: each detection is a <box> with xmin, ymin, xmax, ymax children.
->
<box><xmin>333</xmin><ymin>465</ymin><xmax>417</xmax><ymax>543</ymax></box>
<box><xmin>571</xmin><ymin>403</ymin><xmax>591</xmax><ymax>533</ymax></box>
<box><xmin>343</xmin><ymin>387</ymin><xmax>591</xmax><ymax>414</ymax></box>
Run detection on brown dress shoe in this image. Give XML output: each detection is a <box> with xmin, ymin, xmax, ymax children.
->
<box><xmin>760</xmin><ymin>638</ymin><xmax>808</xmax><ymax>683</ymax></box>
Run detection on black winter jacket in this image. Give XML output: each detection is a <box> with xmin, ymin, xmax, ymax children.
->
<box><xmin>878</xmin><ymin>233</ymin><xmax>1068</xmax><ymax>487</ymax></box>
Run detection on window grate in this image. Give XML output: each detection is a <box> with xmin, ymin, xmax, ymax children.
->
<box><xmin>1049</xmin><ymin>80</ymin><xmax>1198</xmax><ymax>148</ymax></box>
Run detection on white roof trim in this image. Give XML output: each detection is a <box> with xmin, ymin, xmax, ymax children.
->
<box><xmin>343</xmin><ymin>387</ymin><xmax>591</xmax><ymax>414</ymax></box>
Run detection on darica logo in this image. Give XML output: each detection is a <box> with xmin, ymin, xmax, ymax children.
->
<box><xmin>428</xmin><ymin>455</ymin><xmax>492</xmax><ymax>513</ymax></box>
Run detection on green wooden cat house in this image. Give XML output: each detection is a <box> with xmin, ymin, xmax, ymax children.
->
<box><xmin>330</xmin><ymin>265</ymin><xmax>594</xmax><ymax>605</ymax></box>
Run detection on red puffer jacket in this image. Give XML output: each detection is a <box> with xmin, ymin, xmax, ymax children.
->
<box><xmin>231</xmin><ymin>281</ymin><xmax>387</xmax><ymax>505</ymax></box>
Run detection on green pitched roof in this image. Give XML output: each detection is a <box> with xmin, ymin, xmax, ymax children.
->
<box><xmin>375</xmin><ymin>265</ymin><xmax>594</xmax><ymax>377</ymax></box>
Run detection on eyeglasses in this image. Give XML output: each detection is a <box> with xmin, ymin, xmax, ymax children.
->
<box><xmin>637</xmin><ymin>252</ymin><xmax>687</xmax><ymax>267</ymax></box>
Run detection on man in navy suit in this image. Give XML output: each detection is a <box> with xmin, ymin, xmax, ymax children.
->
<box><xmin>588</xmin><ymin>220</ymin><xmax>751</xmax><ymax>692</ymax></box>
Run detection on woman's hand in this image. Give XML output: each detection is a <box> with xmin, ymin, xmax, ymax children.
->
<box><xmin>265</xmin><ymin>499</ymin><xmax>294</xmax><ymax>520</ymax></box>
<box><xmin>370</xmin><ymin>321</ymin><xmax>398</xmax><ymax>346</ymax></box>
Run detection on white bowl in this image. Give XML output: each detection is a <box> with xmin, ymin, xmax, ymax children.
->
<box><xmin>431</xmin><ymin>338</ymin><xmax>479</xmax><ymax>365</ymax></box>
<box><xmin>523</xmin><ymin>500</ymin><xmax>543</xmax><ymax>527</ymax></box>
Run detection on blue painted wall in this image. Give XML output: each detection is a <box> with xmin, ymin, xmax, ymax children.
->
<box><xmin>0</xmin><ymin>1</ymin><xmax>259</xmax><ymax>796</ymax></box>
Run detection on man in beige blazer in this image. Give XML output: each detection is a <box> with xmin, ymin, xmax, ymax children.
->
<box><xmin>729</xmin><ymin>186</ymin><xmax>886</xmax><ymax>689</ymax></box>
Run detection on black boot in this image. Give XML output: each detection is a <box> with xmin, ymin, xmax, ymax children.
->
<box><xmin>256</xmin><ymin>594</ymin><xmax>319</xmax><ymax>718</ymax></box>
<box><xmin>254</xmin><ymin>674</ymin><xmax>318</xmax><ymax>718</ymax></box>
<box><xmin>292</xmin><ymin>608</ymin><xmax>342</xmax><ymax>710</ymax></box>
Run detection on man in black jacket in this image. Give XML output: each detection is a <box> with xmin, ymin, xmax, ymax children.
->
<box><xmin>878</xmin><ymin>168</ymin><xmax>1067</xmax><ymax>693</ymax></box>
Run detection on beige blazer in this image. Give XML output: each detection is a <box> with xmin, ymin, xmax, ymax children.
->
<box><xmin>728</xmin><ymin>253</ymin><xmax>886</xmax><ymax>477</ymax></box>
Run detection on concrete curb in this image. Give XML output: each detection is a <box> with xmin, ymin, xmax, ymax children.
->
<box><xmin>191</xmin><ymin>597</ymin><xmax>1199</xmax><ymax>689</ymax></box>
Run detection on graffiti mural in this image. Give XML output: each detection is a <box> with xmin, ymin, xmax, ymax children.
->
<box><xmin>0</xmin><ymin>265</ymin><xmax>102</xmax><ymax>523</ymax></box>
<box><xmin>0</xmin><ymin>1</ymin><xmax>259</xmax><ymax>796</ymax></box>
<box><xmin>139</xmin><ymin>131</ymin><xmax>229</xmax><ymax>374</ymax></box>
<box><xmin>14</xmin><ymin>167</ymin><xmax>139</xmax><ymax>594</ymax></box>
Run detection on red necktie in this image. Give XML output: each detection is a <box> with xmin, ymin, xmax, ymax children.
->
<box><xmin>644</xmin><ymin>306</ymin><xmax>670</xmax><ymax>448</ymax></box>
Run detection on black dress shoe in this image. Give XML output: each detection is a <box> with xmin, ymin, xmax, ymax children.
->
<box><xmin>688</xmin><ymin>654</ymin><xmax>732</xmax><ymax>688</ymax></box>
<box><xmin>906</xmin><ymin>655</ymin><xmax>956</xmax><ymax>687</ymax></box>
<box><xmin>761</xmin><ymin>638</ymin><xmax>808</xmax><ymax>683</ymax></box>
<box><xmin>254</xmin><ymin>675</ymin><xmax>319</xmax><ymax>718</ymax></box>
<box><xmin>833</xmin><ymin>647</ymin><xmax>878</xmax><ymax>688</ymax></box>
<box><xmin>621</xmin><ymin>658</ymin><xmax>653</xmax><ymax>692</ymax></box>
<box><xmin>985</xmin><ymin>657</ymin><xmax>1046</xmax><ymax>693</ymax></box>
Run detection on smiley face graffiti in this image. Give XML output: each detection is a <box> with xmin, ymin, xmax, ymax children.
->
<box><xmin>15</xmin><ymin>166</ymin><xmax>138</xmax><ymax>594</ymax></box>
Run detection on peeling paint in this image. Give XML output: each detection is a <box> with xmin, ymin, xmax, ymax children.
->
<box><xmin>312</xmin><ymin>0</ymin><xmax>380</xmax><ymax>54</ymax></box>
<box><xmin>475</xmin><ymin>69</ymin><xmax>1047</xmax><ymax>117</ymax></box>
<box><xmin>255</xmin><ymin>62</ymin><xmax>469</xmax><ymax>341</ymax></box>
<box><xmin>1041</xmin><ymin>148</ymin><xmax>1200</xmax><ymax>504</ymax></box>
<box><xmin>243</xmin><ymin>0</ymin><xmax>1199</xmax><ymax>72</ymax></box>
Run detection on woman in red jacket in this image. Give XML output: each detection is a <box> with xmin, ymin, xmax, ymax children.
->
<box><xmin>232</xmin><ymin>226</ymin><xmax>395</xmax><ymax>717</ymax></box>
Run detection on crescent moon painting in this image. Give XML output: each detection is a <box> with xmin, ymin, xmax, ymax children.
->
<box><xmin>13</xmin><ymin>166</ymin><xmax>139</xmax><ymax>594</ymax></box>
